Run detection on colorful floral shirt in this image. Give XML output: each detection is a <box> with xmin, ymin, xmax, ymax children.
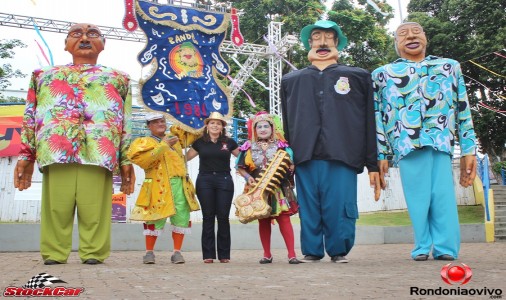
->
<box><xmin>372</xmin><ymin>56</ymin><xmax>477</xmax><ymax>163</ymax></box>
<box><xmin>18</xmin><ymin>64</ymin><xmax>133</xmax><ymax>173</ymax></box>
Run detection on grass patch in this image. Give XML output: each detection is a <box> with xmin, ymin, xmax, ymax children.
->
<box><xmin>357</xmin><ymin>210</ymin><xmax>412</xmax><ymax>226</ymax></box>
<box><xmin>231</xmin><ymin>205</ymin><xmax>484</xmax><ymax>226</ymax></box>
<box><xmin>356</xmin><ymin>205</ymin><xmax>484</xmax><ymax>226</ymax></box>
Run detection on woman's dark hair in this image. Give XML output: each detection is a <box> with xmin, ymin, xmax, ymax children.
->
<box><xmin>202</xmin><ymin>123</ymin><xmax>228</xmax><ymax>142</ymax></box>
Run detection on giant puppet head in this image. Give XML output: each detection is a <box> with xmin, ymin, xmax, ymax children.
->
<box><xmin>300</xmin><ymin>20</ymin><xmax>347</xmax><ymax>69</ymax></box>
<box><xmin>65</xmin><ymin>23</ymin><xmax>105</xmax><ymax>65</ymax></box>
<box><xmin>394</xmin><ymin>22</ymin><xmax>427</xmax><ymax>62</ymax></box>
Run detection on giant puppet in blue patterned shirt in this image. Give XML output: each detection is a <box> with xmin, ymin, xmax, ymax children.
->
<box><xmin>372</xmin><ymin>22</ymin><xmax>477</xmax><ymax>262</ymax></box>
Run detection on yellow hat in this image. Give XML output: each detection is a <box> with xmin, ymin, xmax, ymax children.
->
<box><xmin>204</xmin><ymin>111</ymin><xmax>227</xmax><ymax>126</ymax></box>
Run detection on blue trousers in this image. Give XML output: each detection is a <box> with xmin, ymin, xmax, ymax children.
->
<box><xmin>398</xmin><ymin>147</ymin><xmax>460</xmax><ymax>259</ymax></box>
<box><xmin>295</xmin><ymin>160</ymin><xmax>358</xmax><ymax>258</ymax></box>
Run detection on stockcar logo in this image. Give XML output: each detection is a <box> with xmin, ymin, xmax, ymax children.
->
<box><xmin>440</xmin><ymin>263</ymin><xmax>472</xmax><ymax>285</ymax></box>
<box><xmin>410</xmin><ymin>263</ymin><xmax>503</xmax><ymax>298</ymax></box>
<box><xmin>3</xmin><ymin>273</ymin><xmax>84</xmax><ymax>297</ymax></box>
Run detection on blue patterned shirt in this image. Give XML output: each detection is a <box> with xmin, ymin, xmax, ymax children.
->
<box><xmin>372</xmin><ymin>56</ymin><xmax>477</xmax><ymax>163</ymax></box>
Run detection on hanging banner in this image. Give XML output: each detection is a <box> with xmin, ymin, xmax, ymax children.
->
<box><xmin>112</xmin><ymin>193</ymin><xmax>127</xmax><ymax>223</ymax></box>
<box><xmin>0</xmin><ymin>105</ymin><xmax>24</xmax><ymax>157</ymax></box>
<box><xmin>135</xmin><ymin>0</ymin><xmax>232</xmax><ymax>132</ymax></box>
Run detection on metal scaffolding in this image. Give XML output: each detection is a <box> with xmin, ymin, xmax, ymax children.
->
<box><xmin>0</xmin><ymin>11</ymin><xmax>297</xmax><ymax>116</ymax></box>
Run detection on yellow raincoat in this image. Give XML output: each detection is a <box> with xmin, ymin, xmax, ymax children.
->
<box><xmin>128</xmin><ymin>127</ymin><xmax>200</xmax><ymax>221</ymax></box>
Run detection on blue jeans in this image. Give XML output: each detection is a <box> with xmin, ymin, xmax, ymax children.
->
<box><xmin>196</xmin><ymin>172</ymin><xmax>235</xmax><ymax>260</ymax></box>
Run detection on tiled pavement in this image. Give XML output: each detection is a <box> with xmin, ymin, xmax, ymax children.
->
<box><xmin>1</xmin><ymin>243</ymin><xmax>505</xmax><ymax>299</ymax></box>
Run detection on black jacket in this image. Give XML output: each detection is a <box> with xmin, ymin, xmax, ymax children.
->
<box><xmin>281</xmin><ymin>64</ymin><xmax>378</xmax><ymax>174</ymax></box>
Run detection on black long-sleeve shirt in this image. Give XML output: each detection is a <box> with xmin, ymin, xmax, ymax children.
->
<box><xmin>280</xmin><ymin>63</ymin><xmax>378</xmax><ymax>174</ymax></box>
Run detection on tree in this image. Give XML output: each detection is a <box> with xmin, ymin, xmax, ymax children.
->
<box><xmin>0</xmin><ymin>39</ymin><xmax>27</xmax><ymax>96</ymax></box>
<box><xmin>0</xmin><ymin>96</ymin><xmax>25</xmax><ymax>103</ymax></box>
<box><xmin>215</xmin><ymin>0</ymin><xmax>395</xmax><ymax>116</ymax></box>
<box><xmin>214</xmin><ymin>0</ymin><xmax>325</xmax><ymax>116</ymax></box>
<box><xmin>328</xmin><ymin>0</ymin><xmax>396</xmax><ymax>70</ymax></box>
<box><xmin>406</xmin><ymin>0</ymin><xmax>506</xmax><ymax>160</ymax></box>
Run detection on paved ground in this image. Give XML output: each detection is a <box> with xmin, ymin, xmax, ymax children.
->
<box><xmin>1</xmin><ymin>243</ymin><xmax>505</xmax><ymax>300</ymax></box>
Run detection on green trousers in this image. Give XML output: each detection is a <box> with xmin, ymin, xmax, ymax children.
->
<box><xmin>40</xmin><ymin>164</ymin><xmax>112</xmax><ymax>263</ymax></box>
<box><xmin>146</xmin><ymin>177</ymin><xmax>191</xmax><ymax>231</ymax></box>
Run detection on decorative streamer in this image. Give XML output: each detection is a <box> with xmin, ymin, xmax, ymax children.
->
<box><xmin>32</xmin><ymin>23</ymin><xmax>54</xmax><ymax>66</ymax></box>
<box><xmin>263</xmin><ymin>35</ymin><xmax>298</xmax><ymax>71</ymax></box>
<box><xmin>34</xmin><ymin>39</ymin><xmax>50</xmax><ymax>66</ymax></box>
<box><xmin>463</xmin><ymin>75</ymin><xmax>506</xmax><ymax>100</ymax></box>
<box><xmin>493</xmin><ymin>51</ymin><xmax>506</xmax><ymax>59</ymax></box>
<box><xmin>230</xmin><ymin>56</ymin><xmax>270</xmax><ymax>90</ymax></box>
<box><xmin>477</xmin><ymin>102</ymin><xmax>506</xmax><ymax>117</ymax></box>
<box><xmin>468</xmin><ymin>60</ymin><xmax>505</xmax><ymax>78</ymax></box>
<box><xmin>35</xmin><ymin>53</ymin><xmax>43</xmax><ymax>68</ymax></box>
<box><xmin>461</xmin><ymin>49</ymin><xmax>505</xmax><ymax>64</ymax></box>
<box><xmin>227</xmin><ymin>75</ymin><xmax>256</xmax><ymax>108</ymax></box>
<box><xmin>366</xmin><ymin>0</ymin><xmax>389</xmax><ymax>16</ymax></box>
<box><xmin>478</xmin><ymin>102</ymin><xmax>506</xmax><ymax>113</ymax></box>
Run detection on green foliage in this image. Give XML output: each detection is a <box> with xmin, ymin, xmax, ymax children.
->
<box><xmin>492</xmin><ymin>161</ymin><xmax>506</xmax><ymax>175</ymax></box>
<box><xmin>215</xmin><ymin>0</ymin><xmax>325</xmax><ymax>116</ymax></box>
<box><xmin>215</xmin><ymin>0</ymin><xmax>396</xmax><ymax>117</ymax></box>
<box><xmin>0</xmin><ymin>96</ymin><xmax>25</xmax><ymax>103</ymax></box>
<box><xmin>0</xmin><ymin>39</ymin><xmax>27</xmax><ymax>92</ymax></box>
<box><xmin>328</xmin><ymin>0</ymin><xmax>395</xmax><ymax>70</ymax></box>
<box><xmin>406</xmin><ymin>0</ymin><xmax>506</xmax><ymax>159</ymax></box>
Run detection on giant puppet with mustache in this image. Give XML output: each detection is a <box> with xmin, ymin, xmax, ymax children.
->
<box><xmin>280</xmin><ymin>20</ymin><xmax>381</xmax><ymax>263</ymax></box>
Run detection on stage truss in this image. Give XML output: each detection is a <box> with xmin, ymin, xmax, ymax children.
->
<box><xmin>0</xmin><ymin>9</ymin><xmax>297</xmax><ymax>117</ymax></box>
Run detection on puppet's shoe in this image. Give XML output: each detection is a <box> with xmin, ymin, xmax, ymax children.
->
<box><xmin>330</xmin><ymin>255</ymin><xmax>349</xmax><ymax>263</ymax></box>
<box><xmin>83</xmin><ymin>259</ymin><xmax>101</xmax><ymax>265</ymax></box>
<box><xmin>301</xmin><ymin>255</ymin><xmax>321</xmax><ymax>263</ymax></box>
<box><xmin>435</xmin><ymin>254</ymin><xmax>455</xmax><ymax>261</ymax></box>
<box><xmin>44</xmin><ymin>260</ymin><xmax>63</xmax><ymax>265</ymax></box>
<box><xmin>414</xmin><ymin>254</ymin><xmax>429</xmax><ymax>261</ymax></box>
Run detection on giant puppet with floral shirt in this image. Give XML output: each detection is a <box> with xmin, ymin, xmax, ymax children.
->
<box><xmin>14</xmin><ymin>23</ymin><xmax>135</xmax><ymax>266</ymax></box>
<box><xmin>236</xmin><ymin>112</ymin><xmax>302</xmax><ymax>264</ymax></box>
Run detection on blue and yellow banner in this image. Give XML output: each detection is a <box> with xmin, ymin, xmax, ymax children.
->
<box><xmin>135</xmin><ymin>0</ymin><xmax>232</xmax><ymax>132</ymax></box>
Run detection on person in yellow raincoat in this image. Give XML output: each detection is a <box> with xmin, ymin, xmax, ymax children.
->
<box><xmin>128</xmin><ymin>113</ymin><xmax>200</xmax><ymax>264</ymax></box>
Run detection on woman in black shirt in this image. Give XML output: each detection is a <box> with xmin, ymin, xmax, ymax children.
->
<box><xmin>187</xmin><ymin>112</ymin><xmax>239</xmax><ymax>263</ymax></box>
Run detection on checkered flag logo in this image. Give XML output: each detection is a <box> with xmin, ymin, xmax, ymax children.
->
<box><xmin>22</xmin><ymin>272</ymin><xmax>67</xmax><ymax>288</ymax></box>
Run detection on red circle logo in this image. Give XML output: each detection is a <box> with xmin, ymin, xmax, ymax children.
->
<box><xmin>441</xmin><ymin>263</ymin><xmax>472</xmax><ymax>285</ymax></box>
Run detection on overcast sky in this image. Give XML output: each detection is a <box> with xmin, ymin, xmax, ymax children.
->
<box><xmin>1</xmin><ymin>0</ymin><xmax>408</xmax><ymax>91</ymax></box>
